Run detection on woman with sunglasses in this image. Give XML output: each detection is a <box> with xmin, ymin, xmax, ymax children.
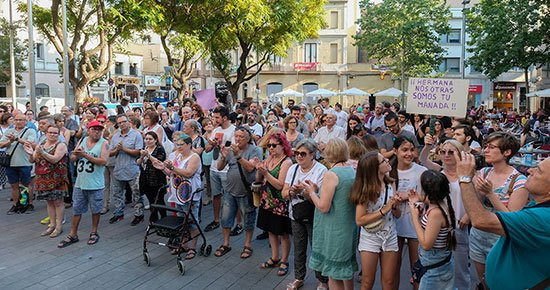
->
<box><xmin>282</xmin><ymin>139</ymin><xmax>329</xmax><ymax>290</ymax></box>
<box><xmin>420</xmin><ymin>138</ymin><xmax>471</xmax><ymax>290</ymax></box>
<box><xmin>27</xmin><ymin>125</ymin><xmax>69</xmax><ymax>238</ymax></box>
<box><xmin>389</xmin><ymin>136</ymin><xmax>427</xmax><ymax>290</ymax></box>
<box><xmin>257</xmin><ymin>132</ymin><xmax>293</xmax><ymax>276</ymax></box>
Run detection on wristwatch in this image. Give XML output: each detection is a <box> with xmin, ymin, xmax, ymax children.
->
<box><xmin>459</xmin><ymin>176</ymin><xmax>472</xmax><ymax>184</ymax></box>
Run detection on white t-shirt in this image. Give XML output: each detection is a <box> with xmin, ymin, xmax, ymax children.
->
<box><xmin>167</xmin><ymin>152</ymin><xmax>202</xmax><ymax>204</ymax></box>
<box><xmin>247</xmin><ymin>123</ymin><xmax>264</xmax><ymax>138</ymax></box>
<box><xmin>209</xmin><ymin>124</ymin><xmax>235</xmax><ymax>173</ymax></box>
<box><xmin>334</xmin><ymin>110</ymin><xmax>349</xmax><ymax>129</ymax></box>
<box><xmin>445</xmin><ymin>174</ymin><xmax>465</xmax><ymax>228</ymax></box>
<box><xmin>402</xmin><ymin>123</ymin><xmax>415</xmax><ymax>135</ymax></box>
<box><xmin>471</xmin><ymin>140</ymin><xmax>481</xmax><ymax>150</ymax></box>
<box><xmin>395</xmin><ymin>162</ymin><xmax>427</xmax><ymax>238</ymax></box>
<box><xmin>285</xmin><ymin>161</ymin><xmax>327</xmax><ymax>220</ymax></box>
<box><xmin>313</xmin><ymin>125</ymin><xmax>346</xmax><ymax>144</ymax></box>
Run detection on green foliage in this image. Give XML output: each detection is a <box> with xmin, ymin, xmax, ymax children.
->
<box><xmin>354</xmin><ymin>0</ymin><xmax>451</xmax><ymax>77</ymax></box>
<box><xmin>466</xmin><ymin>0</ymin><xmax>549</xmax><ymax>81</ymax></box>
<box><xmin>204</xmin><ymin>0</ymin><xmax>326</xmax><ymax>102</ymax></box>
<box><xmin>0</xmin><ymin>19</ymin><xmax>26</xmax><ymax>85</ymax></box>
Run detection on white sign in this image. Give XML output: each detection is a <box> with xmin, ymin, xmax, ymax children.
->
<box><xmin>144</xmin><ymin>75</ymin><xmax>162</xmax><ymax>87</ymax></box>
<box><xmin>406</xmin><ymin>78</ymin><xmax>469</xmax><ymax>118</ymax></box>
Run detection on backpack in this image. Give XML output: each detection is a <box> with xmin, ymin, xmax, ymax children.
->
<box><xmin>14</xmin><ymin>184</ymin><xmax>30</xmax><ymax>213</ymax></box>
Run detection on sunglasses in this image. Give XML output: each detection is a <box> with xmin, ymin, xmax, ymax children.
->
<box><xmin>267</xmin><ymin>143</ymin><xmax>280</xmax><ymax>148</ymax></box>
<box><xmin>294</xmin><ymin>151</ymin><xmax>309</xmax><ymax>158</ymax></box>
<box><xmin>440</xmin><ymin>149</ymin><xmax>455</xmax><ymax>156</ymax></box>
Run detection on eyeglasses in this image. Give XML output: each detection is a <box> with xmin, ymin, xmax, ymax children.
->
<box><xmin>47</xmin><ymin>131</ymin><xmax>59</xmax><ymax>135</ymax></box>
<box><xmin>0</xmin><ymin>110</ymin><xmax>5</xmax><ymax>113</ymax></box>
<box><xmin>483</xmin><ymin>144</ymin><xmax>499</xmax><ymax>150</ymax></box>
<box><xmin>294</xmin><ymin>151</ymin><xmax>309</xmax><ymax>158</ymax></box>
<box><xmin>288</xmin><ymin>121</ymin><xmax>297</xmax><ymax>124</ymax></box>
<box><xmin>439</xmin><ymin>149</ymin><xmax>455</xmax><ymax>156</ymax></box>
<box><xmin>379</xmin><ymin>158</ymin><xmax>389</xmax><ymax>165</ymax></box>
<box><xmin>175</xmin><ymin>143</ymin><xmax>187</xmax><ymax>147</ymax></box>
<box><xmin>117</xmin><ymin>120</ymin><xmax>128</xmax><ymax>125</ymax></box>
<box><xmin>267</xmin><ymin>143</ymin><xmax>280</xmax><ymax>148</ymax></box>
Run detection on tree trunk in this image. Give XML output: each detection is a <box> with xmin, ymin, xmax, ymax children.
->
<box><xmin>74</xmin><ymin>85</ymin><xmax>88</xmax><ymax>103</ymax></box>
<box><xmin>524</xmin><ymin>67</ymin><xmax>530</xmax><ymax>94</ymax></box>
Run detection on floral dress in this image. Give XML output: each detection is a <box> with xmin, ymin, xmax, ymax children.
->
<box><xmin>35</xmin><ymin>142</ymin><xmax>69</xmax><ymax>201</ymax></box>
<box><xmin>257</xmin><ymin>158</ymin><xmax>292</xmax><ymax>235</ymax></box>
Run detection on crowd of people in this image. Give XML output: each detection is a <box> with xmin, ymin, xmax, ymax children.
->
<box><xmin>1</xmin><ymin>95</ymin><xmax>549</xmax><ymax>290</ymax></box>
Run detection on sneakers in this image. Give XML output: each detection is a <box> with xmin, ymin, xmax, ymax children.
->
<box><xmin>41</xmin><ymin>216</ymin><xmax>50</xmax><ymax>225</ymax></box>
<box><xmin>230</xmin><ymin>224</ymin><xmax>243</xmax><ymax>236</ymax></box>
<box><xmin>99</xmin><ymin>207</ymin><xmax>109</xmax><ymax>215</ymax></box>
<box><xmin>256</xmin><ymin>231</ymin><xmax>269</xmax><ymax>240</ymax></box>
<box><xmin>130</xmin><ymin>215</ymin><xmax>144</xmax><ymax>226</ymax></box>
<box><xmin>109</xmin><ymin>215</ymin><xmax>124</xmax><ymax>224</ymax></box>
<box><xmin>7</xmin><ymin>205</ymin><xmax>17</xmax><ymax>215</ymax></box>
<box><xmin>27</xmin><ymin>204</ymin><xmax>34</xmax><ymax>212</ymax></box>
<box><xmin>204</xmin><ymin>221</ymin><xmax>220</xmax><ymax>232</ymax></box>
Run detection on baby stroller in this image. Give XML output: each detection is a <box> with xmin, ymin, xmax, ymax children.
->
<box><xmin>142</xmin><ymin>183</ymin><xmax>211</xmax><ymax>275</ymax></box>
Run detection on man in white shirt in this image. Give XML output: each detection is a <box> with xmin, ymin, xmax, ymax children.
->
<box><xmin>365</xmin><ymin>103</ymin><xmax>386</xmax><ymax>137</ymax></box>
<box><xmin>283</xmin><ymin>99</ymin><xmax>295</xmax><ymax>115</ymax></box>
<box><xmin>320</xmin><ymin>98</ymin><xmax>335</xmax><ymax>115</ymax></box>
<box><xmin>398</xmin><ymin>110</ymin><xmax>415</xmax><ymax>134</ymax></box>
<box><xmin>246</xmin><ymin>112</ymin><xmax>263</xmax><ymax>141</ymax></box>
<box><xmin>314</xmin><ymin>113</ymin><xmax>346</xmax><ymax>151</ymax></box>
<box><xmin>333</xmin><ymin>103</ymin><xmax>349</xmax><ymax>129</ymax></box>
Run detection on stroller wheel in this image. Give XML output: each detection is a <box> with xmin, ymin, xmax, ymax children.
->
<box><xmin>199</xmin><ymin>244</ymin><xmax>205</xmax><ymax>256</ymax></box>
<box><xmin>204</xmin><ymin>245</ymin><xmax>212</xmax><ymax>257</ymax></box>
<box><xmin>177</xmin><ymin>260</ymin><xmax>186</xmax><ymax>275</ymax></box>
<box><xmin>143</xmin><ymin>252</ymin><xmax>151</xmax><ymax>267</ymax></box>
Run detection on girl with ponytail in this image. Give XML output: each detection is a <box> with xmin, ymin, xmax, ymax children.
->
<box><xmin>408</xmin><ymin>170</ymin><xmax>456</xmax><ymax>289</ymax></box>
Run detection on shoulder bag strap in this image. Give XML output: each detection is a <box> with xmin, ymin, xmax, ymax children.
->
<box><xmin>9</xmin><ymin>128</ymin><xmax>29</xmax><ymax>156</ymax></box>
<box><xmin>383</xmin><ymin>183</ymin><xmax>389</xmax><ymax>205</ymax></box>
<box><xmin>289</xmin><ymin>165</ymin><xmax>299</xmax><ymax>187</ymax></box>
<box><xmin>237</xmin><ymin>161</ymin><xmax>252</xmax><ymax>195</ymax></box>
<box><xmin>507</xmin><ymin>173</ymin><xmax>520</xmax><ymax>195</ymax></box>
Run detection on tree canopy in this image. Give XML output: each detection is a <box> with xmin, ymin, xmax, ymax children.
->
<box><xmin>0</xmin><ymin>18</ymin><xmax>26</xmax><ymax>85</ymax></box>
<box><xmin>354</xmin><ymin>0</ymin><xmax>451</xmax><ymax>79</ymax></box>
<box><xmin>466</xmin><ymin>0</ymin><xmax>550</xmax><ymax>92</ymax></box>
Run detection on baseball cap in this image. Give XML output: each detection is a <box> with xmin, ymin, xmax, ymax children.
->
<box><xmin>88</xmin><ymin>120</ymin><xmax>105</xmax><ymax>129</ymax></box>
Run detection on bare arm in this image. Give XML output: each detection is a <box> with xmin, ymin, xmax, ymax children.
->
<box><xmin>305</xmin><ymin>171</ymin><xmax>338</xmax><ymax>214</ymax></box>
<box><xmin>380</xmin><ymin>148</ymin><xmax>395</xmax><ymax>159</ymax></box>
<box><xmin>171</xmin><ymin>155</ymin><xmax>200</xmax><ymax>178</ymax></box>
<box><xmin>40</xmin><ymin>143</ymin><xmax>68</xmax><ymax>164</ymax></box>
<box><xmin>419</xmin><ymin>144</ymin><xmax>442</xmax><ymax>171</ymax></box>
<box><xmin>410</xmin><ymin>207</ymin><xmax>445</xmax><ymax>250</ymax></box>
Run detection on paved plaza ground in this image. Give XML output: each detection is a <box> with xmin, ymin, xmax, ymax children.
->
<box><xmin>0</xmin><ymin>189</ymin><xmax>417</xmax><ymax>290</ymax></box>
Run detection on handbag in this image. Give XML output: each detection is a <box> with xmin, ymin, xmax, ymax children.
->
<box><xmin>0</xmin><ymin>128</ymin><xmax>29</xmax><ymax>167</ymax></box>
<box><xmin>290</xmin><ymin>166</ymin><xmax>315</xmax><ymax>223</ymax></box>
<box><xmin>363</xmin><ymin>184</ymin><xmax>389</xmax><ymax>233</ymax></box>
<box><xmin>411</xmin><ymin>253</ymin><xmax>452</xmax><ymax>283</ymax></box>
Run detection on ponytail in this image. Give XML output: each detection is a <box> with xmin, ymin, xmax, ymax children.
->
<box><xmin>437</xmin><ymin>195</ymin><xmax>457</xmax><ymax>251</ymax></box>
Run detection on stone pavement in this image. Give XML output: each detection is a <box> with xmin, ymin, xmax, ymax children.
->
<box><xmin>0</xmin><ymin>189</ymin><xmax>415</xmax><ymax>290</ymax></box>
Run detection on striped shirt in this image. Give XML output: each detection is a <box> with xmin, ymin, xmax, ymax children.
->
<box><xmin>421</xmin><ymin>208</ymin><xmax>451</xmax><ymax>249</ymax></box>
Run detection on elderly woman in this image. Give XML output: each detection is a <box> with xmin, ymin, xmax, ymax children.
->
<box><xmin>142</xmin><ymin>111</ymin><xmax>165</xmax><ymax>144</ymax></box>
<box><xmin>282</xmin><ymin>139</ymin><xmax>329</xmax><ymax>290</ymax></box>
<box><xmin>284</xmin><ymin>115</ymin><xmax>304</xmax><ymax>149</ymax></box>
<box><xmin>303</xmin><ymin>138</ymin><xmax>358</xmax><ymax>290</ymax></box>
<box><xmin>256</xmin><ymin>132</ymin><xmax>293</xmax><ymax>276</ymax></box>
<box><xmin>26</xmin><ymin>124</ymin><xmax>69</xmax><ymax>238</ymax></box>
<box><xmin>53</xmin><ymin>114</ymin><xmax>71</xmax><ymax>146</ymax></box>
<box><xmin>136</xmin><ymin>131</ymin><xmax>167</xmax><ymax>224</ymax></box>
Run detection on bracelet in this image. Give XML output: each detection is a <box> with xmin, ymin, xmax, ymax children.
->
<box><xmin>379</xmin><ymin>209</ymin><xmax>385</xmax><ymax>216</ymax></box>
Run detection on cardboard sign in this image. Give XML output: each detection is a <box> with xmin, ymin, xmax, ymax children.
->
<box><xmin>407</xmin><ymin>78</ymin><xmax>469</xmax><ymax>118</ymax></box>
<box><xmin>194</xmin><ymin>89</ymin><xmax>218</xmax><ymax>110</ymax></box>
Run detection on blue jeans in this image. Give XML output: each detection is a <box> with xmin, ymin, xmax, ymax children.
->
<box><xmin>221</xmin><ymin>194</ymin><xmax>256</xmax><ymax>231</ymax></box>
<box><xmin>453</xmin><ymin>227</ymin><xmax>471</xmax><ymax>290</ymax></box>
<box><xmin>418</xmin><ymin>247</ymin><xmax>454</xmax><ymax>290</ymax></box>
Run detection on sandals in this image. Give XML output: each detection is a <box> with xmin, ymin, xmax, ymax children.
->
<box><xmin>214</xmin><ymin>245</ymin><xmax>232</xmax><ymax>257</ymax></box>
<box><xmin>286</xmin><ymin>279</ymin><xmax>304</xmax><ymax>290</ymax></box>
<box><xmin>260</xmin><ymin>257</ymin><xmax>281</xmax><ymax>269</ymax></box>
<box><xmin>277</xmin><ymin>262</ymin><xmax>289</xmax><ymax>276</ymax></box>
<box><xmin>185</xmin><ymin>249</ymin><xmax>197</xmax><ymax>260</ymax></box>
<box><xmin>41</xmin><ymin>226</ymin><xmax>55</xmax><ymax>236</ymax></box>
<box><xmin>87</xmin><ymin>232</ymin><xmax>100</xmax><ymax>245</ymax></box>
<box><xmin>240</xmin><ymin>246</ymin><xmax>253</xmax><ymax>259</ymax></box>
<box><xmin>57</xmin><ymin>235</ymin><xmax>79</xmax><ymax>248</ymax></box>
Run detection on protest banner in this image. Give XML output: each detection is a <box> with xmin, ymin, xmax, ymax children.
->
<box><xmin>195</xmin><ymin>89</ymin><xmax>218</xmax><ymax>110</ymax></box>
<box><xmin>406</xmin><ymin>78</ymin><xmax>469</xmax><ymax>118</ymax></box>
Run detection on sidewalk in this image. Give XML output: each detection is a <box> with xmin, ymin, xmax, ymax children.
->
<box><xmin>0</xmin><ymin>188</ymin><xmax>414</xmax><ymax>289</ymax></box>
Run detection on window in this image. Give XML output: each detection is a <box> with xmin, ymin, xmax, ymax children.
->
<box><xmin>303</xmin><ymin>82</ymin><xmax>319</xmax><ymax>94</ymax></box>
<box><xmin>543</xmin><ymin>63</ymin><xmax>550</xmax><ymax>78</ymax></box>
<box><xmin>439</xmin><ymin>58</ymin><xmax>460</xmax><ymax>74</ymax></box>
<box><xmin>469</xmin><ymin>65</ymin><xmax>482</xmax><ymax>74</ymax></box>
<box><xmin>330</xmin><ymin>43</ymin><xmax>338</xmax><ymax>63</ymax></box>
<box><xmin>304</xmin><ymin>43</ymin><xmax>317</xmax><ymax>63</ymax></box>
<box><xmin>330</xmin><ymin>11</ymin><xmax>339</xmax><ymax>29</ymax></box>
<box><xmin>269</xmin><ymin>54</ymin><xmax>282</xmax><ymax>64</ymax></box>
<box><xmin>36</xmin><ymin>83</ymin><xmax>49</xmax><ymax>98</ymax></box>
<box><xmin>266</xmin><ymin>82</ymin><xmax>283</xmax><ymax>97</ymax></box>
<box><xmin>242</xmin><ymin>83</ymin><xmax>248</xmax><ymax>99</ymax></box>
<box><xmin>36</xmin><ymin>43</ymin><xmax>44</xmax><ymax>60</ymax></box>
<box><xmin>115</xmin><ymin>62</ymin><xmax>123</xmax><ymax>75</ymax></box>
<box><xmin>0</xmin><ymin>85</ymin><xmax>6</xmax><ymax>98</ymax></box>
<box><xmin>357</xmin><ymin>47</ymin><xmax>369</xmax><ymax>63</ymax></box>
<box><xmin>440</xmin><ymin>29</ymin><xmax>461</xmax><ymax>44</ymax></box>
<box><xmin>129</xmin><ymin>63</ymin><xmax>138</xmax><ymax>76</ymax></box>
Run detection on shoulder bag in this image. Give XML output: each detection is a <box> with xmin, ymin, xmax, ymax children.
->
<box><xmin>0</xmin><ymin>128</ymin><xmax>29</xmax><ymax>167</ymax></box>
<box><xmin>362</xmin><ymin>183</ymin><xmax>389</xmax><ymax>233</ymax></box>
<box><xmin>291</xmin><ymin>166</ymin><xmax>316</xmax><ymax>223</ymax></box>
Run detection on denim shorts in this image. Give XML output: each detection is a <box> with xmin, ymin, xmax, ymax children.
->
<box><xmin>73</xmin><ymin>188</ymin><xmax>104</xmax><ymax>215</ymax></box>
<box><xmin>418</xmin><ymin>247</ymin><xmax>454</xmax><ymax>290</ymax></box>
<box><xmin>6</xmin><ymin>166</ymin><xmax>32</xmax><ymax>185</ymax></box>
<box><xmin>358</xmin><ymin>228</ymin><xmax>399</xmax><ymax>253</ymax></box>
<box><xmin>210</xmin><ymin>170</ymin><xmax>227</xmax><ymax>197</ymax></box>
<box><xmin>469</xmin><ymin>227</ymin><xmax>500</xmax><ymax>264</ymax></box>
<box><xmin>175</xmin><ymin>201</ymin><xmax>199</xmax><ymax>230</ymax></box>
<box><xmin>221</xmin><ymin>194</ymin><xmax>257</xmax><ymax>231</ymax></box>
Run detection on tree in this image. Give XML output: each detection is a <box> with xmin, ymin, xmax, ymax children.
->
<box><xmin>148</xmin><ymin>0</ymin><xmax>222</xmax><ymax>102</ymax></box>
<box><xmin>203</xmin><ymin>0</ymin><xmax>326</xmax><ymax>104</ymax></box>
<box><xmin>466</xmin><ymin>0</ymin><xmax>550</xmax><ymax>93</ymax></box>
<box><xmin>19</xmin><ymin>0</ymin><xmax>155</xmax><ymax>102</ymax></box>
<box><xmin>0</xmin><ymin>18</ymin><xmax>26</xmax><ymax>85</ymax></box>
<box><xmin>354</xmin><ymin>0</ymin><xmax>451</xmax><ymax>102</ymax></box>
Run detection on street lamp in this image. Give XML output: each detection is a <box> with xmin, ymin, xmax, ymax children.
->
<box><xmin>461</xmin><ymin>0</ymin><xmax>470</xmax><ymax>80</ymax></box>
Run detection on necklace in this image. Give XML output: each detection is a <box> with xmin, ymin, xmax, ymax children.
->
<box><xmin>268</xmin><ymin>154</ymin><xmax>286</xmax><ymax>170</ymax></box>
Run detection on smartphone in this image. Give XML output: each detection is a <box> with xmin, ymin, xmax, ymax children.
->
<box><xmin>225</xmin><ymin>141</ymin><xmax>232</xmax><ymax>147</ymax></box>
